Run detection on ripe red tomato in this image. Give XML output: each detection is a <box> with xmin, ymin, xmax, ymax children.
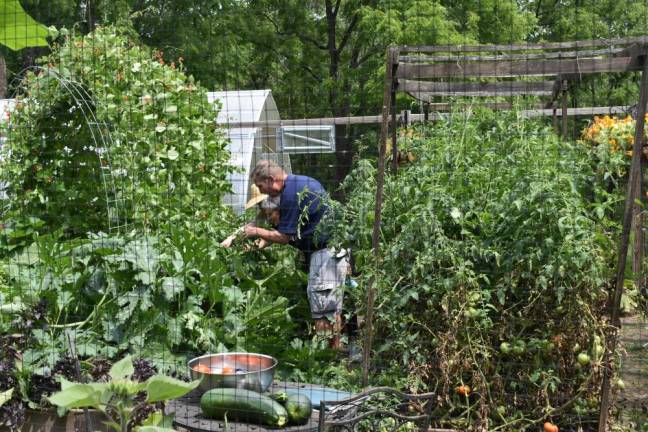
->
<box><xmin>455</xmin><ymin>385</ymin><xmax>471</xmax><ymax>396</ymax></box>
<box><xmin>543</xmin><ymin>421</ymin><xmax>559</xmax><ymax>432</ymax></box>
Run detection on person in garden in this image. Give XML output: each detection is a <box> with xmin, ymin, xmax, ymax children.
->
<box><xmin>219</xmin><ymin>184</ymin><xmax>277</xmax><ymax>248</ymax></box>
<box><xmin>244</xmin><ymin>159</ymin><xmax>349</xmax><ymax>349</ymax></box>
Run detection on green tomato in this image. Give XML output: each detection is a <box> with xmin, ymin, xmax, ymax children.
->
<box><xmin>464</xmin><ymin>307</ymin><xmax>479</xmax><ymax>318</ymax></box>
<box><xmin>577</xmin><ymin>352</ymin><xmax>591</xmax><ymax>366</ymax></box>
<box><xmin>543</xmin><ymin>341</ymin><xmax>555</xmax><ymax>355</ymax></box>
<box><xmin>500</xmin><ymin>342</ymin><xmax>512</xmax><ymax>354</ymax></box>
<box><xmin>468</xmin><ymin>291</ymin><xmax>481</xmax><ymax>303</ymax></box>
<box><xmin>512</xmin><ymin>341</ymin><xmax>526</xmax><ymax>356</ymax></box>
<box><xmin>615</xmin><ymin>379</ymin><xmax>625</xmax><ymax>390</ymax></box>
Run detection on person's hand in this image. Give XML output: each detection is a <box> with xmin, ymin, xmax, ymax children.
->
<box><xmin>220</xmin><ymin>234</ymin><xmax>236</xmax><ymax>248</ymax></box>
<box><xmin>243</xmin><ymin>223</ymin><xmax>258</xmax><ymax>238</ymax></box>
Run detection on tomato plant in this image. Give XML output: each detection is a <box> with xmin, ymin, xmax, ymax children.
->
<box><xmin>326</xmin><ymin>107</ymin><xmax>617</xmax><ymax>428</ymax></box>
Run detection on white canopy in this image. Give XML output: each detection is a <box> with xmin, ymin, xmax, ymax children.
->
<box><xmin>208</xmin><ymin>90</ymin><xmax>292</xmax><ymax>215</ymax></box>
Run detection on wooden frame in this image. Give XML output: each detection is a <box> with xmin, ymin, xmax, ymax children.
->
<box><xmin>362</xmin><ymin>38</ymin><xmax>648</xmax><ymax>432</ymax></box>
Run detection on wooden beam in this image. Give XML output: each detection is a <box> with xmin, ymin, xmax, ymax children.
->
<box><xmin>407</xmin><ymin>90</ymin><xmax>552</xmax><ymax>100</ymax></box>
<box><xmin>217</xmin><ymin>105</ymin><xmax>631</xmax><ymax>129</ymax></box>
<box><xmin>521</xmin><ymin>105</ymin><xmax>632</xmax><ymax>117</ymax></box>
<box><xmin>407</xmin><ymin>91</ymin><xmax>551</xmax><ymax>102</ymax></box>
<box><xmin>399</xmin><ymin>47</ymin><xmax>625</xmax><ymax>63</ymax></box>
<box><xmin>220</xmin><ymin>116</ymin><xmax>387</xmax><ymax>127</ymax></box>
<box><xmin>397</xmin><ymin>36</ymin><xmax>648</xmax><ymax>53</ymax></box>
<box><xmin>397</xmin><ymin>56</ymin><xmax>643</xmax><ymax>79</ymax></box>
<box><xmin>399</xmin><ymin>79</ymin><xmax>554</xmax><ymax>96</ymax></box>
<box><xmin>425</xmin><ymin>101</ymin><xmax>545</xmax><ymax>111</ymax></box>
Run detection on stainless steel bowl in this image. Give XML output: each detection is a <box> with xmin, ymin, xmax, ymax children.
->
<box><xmin>188</xmin><ymin>352</ymin><xmax>277</xmax><ymax>393</ymax></box>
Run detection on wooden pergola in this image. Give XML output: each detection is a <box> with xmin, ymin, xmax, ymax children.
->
<box><xmin>364</xmin><ymin>37</ymin><xmax>648</xmax><ymax>432</ymax></box>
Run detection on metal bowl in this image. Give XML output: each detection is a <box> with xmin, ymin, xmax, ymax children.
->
<box><xmin>188</xmin><ymin>352</ymin><xmax>277</xmax><ymax>393</ymax></box>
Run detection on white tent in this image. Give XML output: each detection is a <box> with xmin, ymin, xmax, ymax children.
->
<box><xmin>208</xmin><ymin>89</ymin><xmax>293</xmax><ymax>215</ymax></box>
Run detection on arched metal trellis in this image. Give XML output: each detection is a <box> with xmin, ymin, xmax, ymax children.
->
<box><xmin>6</xmin><ymin>66</ymin><xmax>130</xmax><ymax>235</ymax></box>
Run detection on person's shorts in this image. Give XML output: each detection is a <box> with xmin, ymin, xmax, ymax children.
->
<box><xmin>307</xmin><ymin>248</ymin><xmax>350</xmax><ymax>319</ymax></box>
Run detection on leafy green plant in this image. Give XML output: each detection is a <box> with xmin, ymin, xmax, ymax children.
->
<box><xmin>326</xmin><ymin>106</ymin><xmax>617</xmax><ymax>428</ymax></box>
<box><xmin>0</xmin><ymin>24</ymin><xmax>234</xmax><ymax>240</ymax></box>
<box><xmin>2</xmin><ymin>228</ymin><xmax>305</xmax><ymax>373</ymax></box>
<box><xmin>48</xmin><ymin>355</ymin><xmax>200</xmax><ymax>432</ymax></box>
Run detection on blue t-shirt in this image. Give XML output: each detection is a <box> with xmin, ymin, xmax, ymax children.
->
<box><xmin>277</xmin><ymin>174</ymin><xmax>329</xmax><ymax>253</ymax></box>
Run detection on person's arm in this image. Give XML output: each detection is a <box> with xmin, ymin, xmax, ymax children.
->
<box><xmin>220</xmin><ymin>226</ymin><xmax>244</xmax><ymax>248</ymax></box>
<box><xmin>243</xmin><ymin>223</ymin><xmax>290</xmax><ymax>244</ymax></box>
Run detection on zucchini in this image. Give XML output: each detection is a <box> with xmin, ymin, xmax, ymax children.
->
<box><xmin>200</xmin><ymin>388</ymin><xmax>288</xmax><ymax>427</ymax></box>
<box><xmin>269</xmin><ymin>390</ymin><xmax>288</xmax><ymax>404</ymax></box>
<box><xmin>284</xmin><ymin>393</ymin><xmax>312</xmax><ymax>425</ymax></box>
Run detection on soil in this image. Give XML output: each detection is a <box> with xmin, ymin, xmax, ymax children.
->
<box><xmin>616</xmin><ymin>315</ymin><xmax>648</xmax><ymax>429</ymax></box>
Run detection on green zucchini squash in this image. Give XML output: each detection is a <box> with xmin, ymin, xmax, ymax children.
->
<box><xmin>200</xmin><ymin>388</ymin><xmax>288</xmax><ymax>427</ymax></box>
<box><xmin>284</xmin><ymin>393</ymin><xmax>312</xmax><ymax>425</ymax></box>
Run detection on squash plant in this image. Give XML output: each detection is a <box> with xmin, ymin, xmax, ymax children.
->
<box><xmin>2</xmin><ymin>229</ymin><xmax>302</xmax><ymax>372</ymax></box>
<box><xmin>327</xmin><ymin>107</ymin><xmax>618</xmax><ymax>429</ymax></box>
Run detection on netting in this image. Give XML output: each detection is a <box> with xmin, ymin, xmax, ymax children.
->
<box><xmin>0</xmin><ymin>2</ymin><xmax>647</xmax><ymax>432</ymax></box>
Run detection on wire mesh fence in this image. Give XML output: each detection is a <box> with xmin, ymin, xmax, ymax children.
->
<box><xmin>0</xmin><ymin>2</ymin><xmax>648</xmax><ymax>432</ymax></box>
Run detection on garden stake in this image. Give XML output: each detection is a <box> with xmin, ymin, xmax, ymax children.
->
<box><xmin>390</xmin><ymin>61</ymin><xmax>399</xmax><ymax>174</ymax></box>
<box><xmin>598</xmin><ymin>51</ymin><xmax>648</xmax><ymax>432</ymax></box>
<box><xmin>363</xmin><ymin>46</ymin><xmax>397</xmax><ymax>386</ymax></box>
<box><xmin>561</xmin><ymin>80</ymin><xmax>569</xmax><ymax>140</ymax></box>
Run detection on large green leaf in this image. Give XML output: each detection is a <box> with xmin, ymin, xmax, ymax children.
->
<box><xmin>109</xmin><ymin>355</ymin><xmax>134</xmax><ymax>380</ymax></box>
<box><xmin>0</xmin><ymin>0</ymin><xmax>49</xmax><ymax>50</ymax></box>
<box><xmin>0</xmin><ymin>388</ymin><xmax>13</xmax><ymax>407</ymax></box>
<box><xmin>145</xmin><ymin>375</ymin><xmax>200</xmax><ymax>403</ymax></box>
<box><xmin>48</xmin><ymin>383</ymin><xmax>103</xmax><ymax>409</ymax></box>
<box><xmin>161</xmin><ymin>276</ymin><xmax>184</xmax><ymax>300</ymax></box>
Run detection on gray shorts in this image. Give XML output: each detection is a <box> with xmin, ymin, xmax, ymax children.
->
<box><xmin>307</xmin><ymin>248</ymin><xmax>349</xmax><ymax>319</ymax></box>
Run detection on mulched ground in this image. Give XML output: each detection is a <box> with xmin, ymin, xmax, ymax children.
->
<box><xmin>616</xmin><ymin>315</ymin><xmax>648</xmax><ymax>429</ymax></box>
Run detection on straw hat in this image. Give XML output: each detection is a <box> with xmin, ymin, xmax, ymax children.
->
<box><xmin>244</xmin><ymin>184</ymin><xmax>269</xmax><ymax>210</ymax></box>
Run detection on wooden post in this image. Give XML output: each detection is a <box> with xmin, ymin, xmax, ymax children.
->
<box><xmin>402</xmin><ymin>110</ymin><xmax>412</xmax><ymax>127</ymax></box>
<box><xmin>390</xmin><ymin>53</ymin><xmax>400</xmax><ymax>173</ymax></box>
<box><xmin>632</xmin><ymin>156</ymin><xmax>645</xmax><ymax>294</ymax></box>
<box><xmin>423</xmin><ymin>102</ymin><xmax>430</xmax><ymax>123</ymax></box>
<box><xmin>552</xmin><ymin>105</ymin><xmax>558</xmax><ymax>134</ymax></box>
<box><xmin>598</xmin><ymin>52</ymin><xmax>648</xmax><ymax>432</ymax></box>
<box><xmin>572</xmin><ymin>86</ymin><xmax>579</xmax><ymax>141</ymax></box>
<box><xmin>561</xmin><ymin>80</ymin><xmax>569</xmax><ymax>140</ymax></box>
<box><xmin>363</xmin><ymin>47</ymin><xmax>398</xmax><ymax>387</ymax></box>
